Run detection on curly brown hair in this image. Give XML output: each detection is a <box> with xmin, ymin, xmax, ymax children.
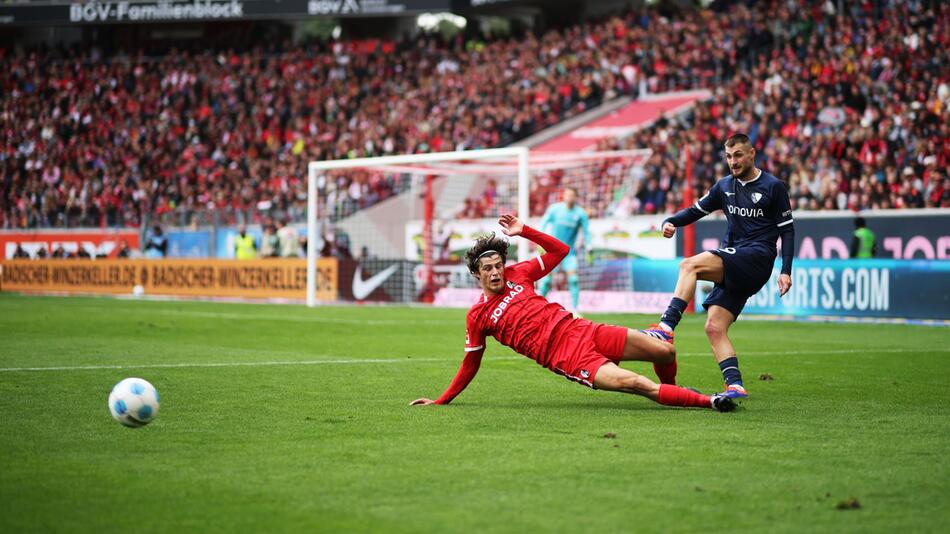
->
<box><xmin>465</xmin><ymin>232</ymin><xmax>509</xmax><ymax>274</ymax></box>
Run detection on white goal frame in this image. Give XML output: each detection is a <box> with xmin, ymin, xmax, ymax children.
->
<box><xmin>306</xmin><ymin>147</ymin><xmax>530</xmax><ymax>307</ymax></box>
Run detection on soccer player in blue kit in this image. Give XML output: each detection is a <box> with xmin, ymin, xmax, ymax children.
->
<box><xmin>537</xmin><ymin>187</ymin><xmax>591</xmax><ymax>315</ymax></box>
<box><xmin>644</xmin><ymin>133</ymin><xmax>795</xmax><ymax>399</ymax></box>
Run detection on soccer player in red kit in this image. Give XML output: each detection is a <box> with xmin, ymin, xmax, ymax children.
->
<box><xmin>410</xmin><ymin>214</ymin><xmax>736</xmax><ymax>412</ymax></box>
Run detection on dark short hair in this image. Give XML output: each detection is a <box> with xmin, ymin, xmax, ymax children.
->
<box><xmin>855</xmin><ymin>216</ymin><xmax>866</xmax><ymax>228</ymax></box>
<box><xmin>465</xmin><ymin>232</ymin><xmax>508</xmax><ymax>274</ymax></box>
<box><xmin>724</xmin><ymin>133</ymin><xmax>752</xmax><ymax>148</ymax></box>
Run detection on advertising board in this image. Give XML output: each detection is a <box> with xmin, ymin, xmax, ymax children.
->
<box><xmin>0</xmin><ymin>258</ymin><xmax>337</xmax><ymax>301</ymax></box>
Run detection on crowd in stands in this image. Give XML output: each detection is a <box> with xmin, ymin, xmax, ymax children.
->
<box><xmin>476</xmin><ymin>0</ymin><xmax>948</xmax><ymax>219</ymax></box>
<box><xmin>609</xmin><ymin>0</ymin><xmax>949</xmax><ymax>216</ymax></box>
<box><xmin>0</xmin><ymin>3</ymin><xmax>759</xmax><ymax>229</ymax></box>
<box><xmin>1</xmin><ymin>1</ymin><xmax>947</xmax><ymax>233</ymax></box>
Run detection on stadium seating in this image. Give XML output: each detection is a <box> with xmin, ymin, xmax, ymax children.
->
<box><xmin>1</xmin><ymin>1</ymin><xmax>946</xmax><ymax>231</ymax></box>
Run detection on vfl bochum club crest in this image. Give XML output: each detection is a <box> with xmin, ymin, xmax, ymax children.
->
<box><xmin>751</xmin><ymin>192</ymin><xmax>763</xmax><ymax>204</ymax></box>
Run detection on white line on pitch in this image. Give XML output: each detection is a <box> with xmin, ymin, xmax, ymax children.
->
<box><xmin>1</xmin><ymin>347</ymin><xmax>947</xmax><ymax>373</ymax></box>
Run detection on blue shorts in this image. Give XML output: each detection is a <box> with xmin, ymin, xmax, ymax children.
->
<box><xmin>702</xmin><ymin>246</ymin><xmax>774</xmax><ymax>318</ymax></box>
<box><xmin>551</xmin><ymin>252</ymin><xmax>579</xmax><ymax>274</ymax></box>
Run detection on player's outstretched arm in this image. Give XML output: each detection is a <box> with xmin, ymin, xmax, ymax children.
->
<box><xmin>410</xmin><ymin>349</ymin><xmax>484</xmax><ymax>406</ymax></box>
<box><xmin>498</xmin><ymin>214</ymin><xmax>569</xmax><ymax>281</ymax></box>
<box><xmin>662</xmin><ymin>206</ymin><xmax>707</xmax><ymax>237</ymax></box>
<box><xmin>662</xmin><ymin>183</ymin><xmax>723</xmax><ymax>238</ymax></box>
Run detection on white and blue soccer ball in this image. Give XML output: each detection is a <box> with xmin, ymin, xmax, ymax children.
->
<box><xmin>108</xmin><ymin>378</ymin><xmax>160</xmax><ymax>428</ymax></box>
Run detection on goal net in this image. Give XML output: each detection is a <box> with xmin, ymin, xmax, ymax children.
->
<box><xmin>306</xmin><ymin>147</ymin><xmax>654</xmax><ymax>308</ymax></box>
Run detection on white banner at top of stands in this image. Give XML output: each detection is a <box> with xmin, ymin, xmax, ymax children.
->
<box><xmin>405</xmin><ymin>215</ymin><xmax>674</xmax><ymax>262</ymax></box>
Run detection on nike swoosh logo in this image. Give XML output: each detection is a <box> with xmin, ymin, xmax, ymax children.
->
<box><xmin>352</xmin><ymin>264</ymin><xmax>399</xmax><ymax>300</ymax></box>
<box><xmin>725</xmin><ymin>192</ymin><xmax>736</xmax><ymax>197</ymax></box>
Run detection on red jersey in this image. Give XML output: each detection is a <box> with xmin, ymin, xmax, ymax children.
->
<box><xmin>436</xmin><ymin>225</ymin><xmax>570</xmax><ymax>404</ymax></box>
<box><xmin>463</xmin><ymin>261</ymin><xmax>572</xmax><ymax>368</ymax></box>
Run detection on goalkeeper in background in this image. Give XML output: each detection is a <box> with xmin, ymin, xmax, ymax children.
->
<box><xmin>537</xmin><ymin>187</ymin><xmax>590</xmax><ymax>315</ymax></box>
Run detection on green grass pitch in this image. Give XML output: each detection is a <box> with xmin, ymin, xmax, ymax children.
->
<box><xmin>1</xmin><ymin>293</ymin><xmax>948</xmax><ymax>533</ymax></box>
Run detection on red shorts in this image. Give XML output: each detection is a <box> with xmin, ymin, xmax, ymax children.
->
<box><xmin>548</xmin><ymin>318</ymin><xmax>628</xmax><ymax>389</ymax></box>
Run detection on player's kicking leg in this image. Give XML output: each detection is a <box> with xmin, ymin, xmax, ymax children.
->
<box><xmin>652</xmin><ymin>252</ymin><xmax>725</xmax><ymax>335</ymax></box>
<box><xmin>592</xmin><ymin>363</ymin><xmax>735</xmax><ymax>412</ymax></box>
<box><xmin>705</xmin><ymin>305</ymin><xmax>747</xmax><ymax>399</ymax></box>
<box><xmin>639</xmin><ymin>251</ymin><xmax>728</xmax><ymax>388</ymax></box>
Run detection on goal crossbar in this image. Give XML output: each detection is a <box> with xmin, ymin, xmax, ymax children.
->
<box><xmin>366</xmin><ymin>150</ymin><xmax>653</xmax><ymax>176</ymax></box>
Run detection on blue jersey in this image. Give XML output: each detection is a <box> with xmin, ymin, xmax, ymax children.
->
<box><xmin>697</xmin><ymin>171</ymin><xmax>793</xmax><ymax>250</ymax></box>
<box><xmin>666</xmin><ymin>169</ymin><xmax>795</xmax><ymax>274</ymax></box>
<box><xmin>540</xmin><ymin>202</ymin><xmax>590</xmax><ymax>252</ymax></box>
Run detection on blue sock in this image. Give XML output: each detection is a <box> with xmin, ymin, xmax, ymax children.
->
<box><xmin>568</xmin><ymin>274</ymin><xmax>580</xmax><ymax>310</ymax></box>
<box><xmin>719</xmin><ymin>356</ymin><xmax>743</xmax><ymax>386</ymax></box>
<box><xmin>660</xmin><ymin>297</ymin><xmax>688</xmax><ymax>330</ymax></box>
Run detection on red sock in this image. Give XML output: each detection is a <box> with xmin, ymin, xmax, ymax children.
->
<box><xmin>653</xmin><ymin>359</ymin><xmax>678</xmax><ymax>385</ymax></box>
<box><xmin>657</xmin><ymin>384</ymin><xmax>710</xmax><ymax>408</ymax></box>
